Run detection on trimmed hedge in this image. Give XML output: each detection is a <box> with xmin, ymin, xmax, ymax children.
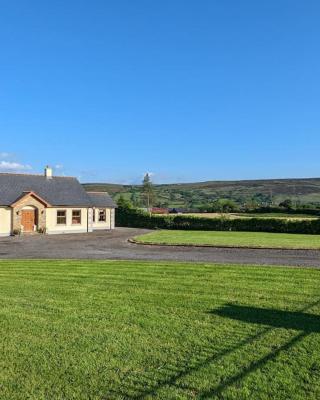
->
<box><xmin>116</xmin><ymin>207</ymin><xmax>320</xmax><ymax>234</ymax></box>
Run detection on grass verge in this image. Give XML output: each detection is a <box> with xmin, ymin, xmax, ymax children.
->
<box><xmin>0</xmin><ymin>259</ymin><xmax>320</xmax><ymax>399</ymax></box>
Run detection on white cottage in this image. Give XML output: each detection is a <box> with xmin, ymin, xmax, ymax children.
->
<box><xmin>0</xmin><ymin>167</ymin><xmax>117</xmax><ymax>236</ymax></box>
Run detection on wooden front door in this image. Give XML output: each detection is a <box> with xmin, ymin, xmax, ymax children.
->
<box><xmin>21</xmin><ymin>210</ymin><xmax>36</xmax><ymax>232</ymax></box>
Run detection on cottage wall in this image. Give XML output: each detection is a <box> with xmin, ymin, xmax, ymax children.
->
<box><xmin>91</xmin><ymin>207</ymin><xmax>114</xmax><ymax>230</ymax></box>
<box><xmin>46</xmin><ymin>207</ymin><xmax>90</xmax><ymax>234</ymax></box>
<box><xmin>0</xmin><ymin>207</ymin><xmax>11</xmax><ymax>236</ymax></box>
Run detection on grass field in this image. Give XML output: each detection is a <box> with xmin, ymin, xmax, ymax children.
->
<box><xmin>234</xmin><ymin>213</ymin><xmax>318</xmax><ymax>219</ymax></box>
<box><xmin>184</xmin><ymin>213</ymin><xmax>318</xmax><ymax>220</ymax></box>
<box><xmin>1</xmin><ymin>260</ymin><xmax>320</xmax><ymax>399</ymax></box>
<box><xmin>134</xmin><ymin>230</ymin><xmax>320</xmax><ymax>249</ymax></box>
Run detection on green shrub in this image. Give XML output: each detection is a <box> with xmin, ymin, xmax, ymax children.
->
<box><xmin>116</xmin><ymin>206</ymin><xmax>320</xmax><ymax>234</ymax></box>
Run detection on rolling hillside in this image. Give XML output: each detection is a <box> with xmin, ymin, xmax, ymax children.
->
<box><xmin>83</xmin><ymin>178</ymin><xmax>320</xmax><ymax>209</ymax></box>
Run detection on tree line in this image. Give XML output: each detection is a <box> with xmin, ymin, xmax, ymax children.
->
<box><xmin>117</xmin><ymin>174</ymin><xmax>320</xmax><ymax>214</ymax></box>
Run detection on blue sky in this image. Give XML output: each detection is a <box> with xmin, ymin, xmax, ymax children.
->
<box><xmin>0</xmin><ymin>1</ymin><xmax>319</xmax><ymax>183</ymax></box>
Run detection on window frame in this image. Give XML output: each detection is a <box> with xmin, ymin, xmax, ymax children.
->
<box><xmin>98</xmin><ymin>208</ymin><xmax>106</xmax><ymax>222</ymax></box>
<box><xmin>57</xmin><ymin>210</ymin><xmax>67</xmax><ymax>225</ymax></box>
<box><xmin>72</xmin><ymin>209</ymin><xmax>81</xmax><ymax>225</ymax></box>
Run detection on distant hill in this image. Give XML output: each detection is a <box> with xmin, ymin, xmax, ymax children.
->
<box><xmin>83</xmin><ymin>178</ymin><xmax>320</xmax><ymax>209</ymax></box>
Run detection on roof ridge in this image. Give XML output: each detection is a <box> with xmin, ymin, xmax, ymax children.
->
<box><xmin>0</xmin><ymin>172</ymin><xmax>75</xmax><ymax>179</ymax></box>
<box><xmin>87</xmin><ymin>191</ymin><xmax>110</xmax><ymax>194</ymax></box>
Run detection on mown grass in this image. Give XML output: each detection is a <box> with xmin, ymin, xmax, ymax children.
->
<box><xmin>1</xmin><ymin>260</ymin><xmax>320</xmax><ymax>399</ymax></box>
<box><xmin>134</xmin><ymin>230</ymin><xmax>320</xmax><ymax>249</ymax></box>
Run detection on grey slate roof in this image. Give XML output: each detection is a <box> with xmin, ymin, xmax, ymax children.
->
<box><xmin>0</xmin><ymin>173</ymin><xmax>116</xmax><ymax>208</ymax></box>
<box><xmin>87</xmin><ymin>192</ymin><xmax>118</xmax><ymax>208</ymax></box>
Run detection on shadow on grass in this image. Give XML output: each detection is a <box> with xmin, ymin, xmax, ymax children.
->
<box><xmin>211</xmin><ymin>303</ymin><xmax>320</xmax><ymax>333</ymax></box>
<box><xmin>195</xmin><ymin>303</ymin><xmax>320</xmax><ymax>398</ymax></box>
<box><xmin>197</xmin><ymin>330</ymin><xmax>308</xmax><ymax>399</ymax></box>
<box><xmin>108</xmin><ymin>300</ymin><xmax>320</xmax><ymax>399</ymax></box>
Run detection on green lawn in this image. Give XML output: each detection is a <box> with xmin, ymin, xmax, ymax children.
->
<box><xmin>134</xmin><ymin>230</ymin><xmax>320</xmax><ymax>249</ymax></box>
<box><xmin>1</xmin><ymin>260</ymin><xmax>320</xmax><ymax>399</ymax></box>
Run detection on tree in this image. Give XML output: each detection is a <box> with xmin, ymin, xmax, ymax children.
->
<box><xmin>130</xmin><ymin>191</ymin><xmax>140</xmax><ymax>207</ymax></box>
<box><xmin>142</xmin><ymin>173</ymin><xmax>156</xmax><ymax>210</ymax></box>
<box><xmin>279</xmin><ymin>199</ymin><xmax>293</xmax><ymax>209</ymax></box>
<box><xmin>206</xmin><ymin>199</ymin><xmax>239</xmax><ymax>213</ymax></box>
<box><xmin>244</xmin><ymin>197</ymin><xmax>259</xmax><ymax>211</ymax></box>
<box><xmin>117</xmin><ymin>195</ymin><xmax>133</xmax><ymax>209</ymax></box>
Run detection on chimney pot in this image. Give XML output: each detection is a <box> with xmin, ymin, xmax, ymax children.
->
<box><xmin>44</xmin><ymin>166</ymin><xmax>53</xmax><ymax>179</ymax></box>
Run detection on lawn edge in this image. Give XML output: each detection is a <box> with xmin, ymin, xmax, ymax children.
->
<box><xmin>128</xmin><ymin>238</ymin><xmax>320</xmax><ymax>251</ymax></box>
<box><xmin>0</xmin><ymin>258</ymin><xmax>317</xmax><ymax>270</ymax></box>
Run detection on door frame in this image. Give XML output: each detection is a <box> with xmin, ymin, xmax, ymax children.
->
<box><xmin>21</xmin><ymin>208</ymin><xmax>37</xmax><ymax>232</ymax></box>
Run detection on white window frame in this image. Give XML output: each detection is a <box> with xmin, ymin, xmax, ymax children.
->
<box><xmin>72</xmin><ymin>209</ymin><xmax>81</xmax><ymax>225</ymax></box>
<box><xmin>57</xmin><ymin>210</ymin><xmax>67</xmax><ymax>225</ymax></box>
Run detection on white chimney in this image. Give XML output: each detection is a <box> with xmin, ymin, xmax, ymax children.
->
<box><xmin>44</xmin><ymin>165</ymin><xmax>53</xmax><ymax>179</ymax></box>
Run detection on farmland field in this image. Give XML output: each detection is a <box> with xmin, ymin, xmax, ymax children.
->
<box><xmin>134</xmin><ymin>230</ymin><xmax>320</xmax><ymax>249</ymax></box>
<box><xmin>1</xmin><ymin>260</ymin><xmax>320</xmax><ymax>399</ymax></box>
<box><xmin>233</xmin><ymin>212</ymin><xmax>318</xmax><ymax>219</ymax></box>
<box><xmin>183</xmin><ymin>212</ymin><xmax>318</xmax><ymax>220</ymax></box>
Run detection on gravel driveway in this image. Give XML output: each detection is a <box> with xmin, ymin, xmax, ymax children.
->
<box><xmin>0</xmin><ymin>227</ymin><xmax>319</xmax><ymax>268</ymax></box>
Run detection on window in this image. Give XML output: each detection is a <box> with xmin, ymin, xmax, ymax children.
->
<box><xmin>99</xmin><ymin>209</ymin><xmax>106</xmax><ymax>222</ymax></box>
<box><xmin>72</xmin><ymin>210</ymin><xmax>81</xmax><ymax>224</ymax></box>
<box><xmin>57</xmin><ymin>210</ymin><xmax>66</xmax><ymax>225</ymax></box>
<box><xmin>92</xmin><ymin>208</ymin><xmax>95</xmax><ymax>222</ymax></box>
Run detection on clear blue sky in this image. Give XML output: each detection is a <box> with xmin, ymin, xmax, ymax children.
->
<box><xmin>0</xmin><ymin>1</ymin><xmax>319</xmax><ymax>183</ymax></box>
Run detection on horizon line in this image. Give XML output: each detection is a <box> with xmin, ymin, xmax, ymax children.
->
<box><xmin>82</xmin><ymin>176</ymin><xmax>320</xmax><ymax>186</ymax></box>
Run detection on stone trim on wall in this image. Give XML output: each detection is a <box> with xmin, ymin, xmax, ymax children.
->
<box><xmin>11</xmin><ymin>194</ymin><xmax>46</xmax><ymax>233</ymax></box>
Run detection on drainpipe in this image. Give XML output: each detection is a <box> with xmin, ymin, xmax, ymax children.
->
<box><xmin>87</xmin><ymin>208</ymin><xmax>89</xmax><ymax>233</ymax></box>
<box><xmin>10</xmin><ymin>206</ymin><xmax>14</xmax><ymax>235</ymax></box>
<box><xmin>87</xmin><ymin>207</ymin><xmax>93</xmax><ymax>233</ymax></box>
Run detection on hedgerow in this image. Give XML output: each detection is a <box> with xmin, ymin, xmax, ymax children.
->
<box><xmin>116</xmin><ymin>206</ymin><xmax>320</xmax><ymax>234</ymax></box>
